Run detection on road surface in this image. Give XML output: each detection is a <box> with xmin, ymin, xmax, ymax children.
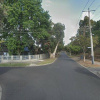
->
<box><xmin>0</xmin><ymin>52</ymin><xmax>100</xmax><ymax>100</ymax></box>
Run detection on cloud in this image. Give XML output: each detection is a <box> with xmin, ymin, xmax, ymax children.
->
<box><xmin>45</xmin><ymin>4</ymin><xmax>50</xmax><ymax>7</ymax></box>
<box><xmin>81</xmin><ymin>12</ymin><xmax>93</xmax><ymax>20</ymax></box>
<box><xmin>45</xmin><ymin>0</ymin><xmax>52</xmax><ymax>7</ymax></box>
<box><xmin>42</xmin><ymin>0</ymin><xmax>80</xmax><ymax>45</ymax></box>
<box><xmin>46</xmin><ymin>0</ymin><xmax>52</xmax><ymax>4</ymax></box>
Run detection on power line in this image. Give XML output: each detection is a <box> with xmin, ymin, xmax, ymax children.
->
<box><xmin>76</xmin><ymin>0</ymin><xmax>90</xmax><ymax>27</ymax></box>
<box><xmin>89</xmin><ymin>0</ymin><xmax>96</xmax><ymax>8</ymax></box>
<box><xmin>76</xmin><ymin>0</ymin><xmax>96</xmax><ymax>28</ymax></box>
<box><xmin>94</xmin><ymin>5</ymin><xmax>100</xmax><ymax>11</ymax></box>
<box><xmin>92</xmin><ymin>13</ymin><xmax>100</xmax><ymax>20</ymax></box>
<box><xmin>92</xmin><ymin>6</ymin><xmax>99</xmax><ymax>15</ymax></box>
<box><xmin>83</xmin><ymin>0</ymin><xmax>90</xmax><ymax>11</ymax></box>
<box><xmin>92</xmin><ymin>5</ymin><xmax>100</xmax><ymax>20</ymax></box>
<box><xmin>95</xmin><ymin>15</ymin><xmax>100</xmax><ymax>21</ymax></box>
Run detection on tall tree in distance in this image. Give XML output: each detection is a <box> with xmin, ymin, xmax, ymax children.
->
<box><xmin>50</xmin><ymin>23</ymin><xmax>65</xmax><ymax>58</ymax></box>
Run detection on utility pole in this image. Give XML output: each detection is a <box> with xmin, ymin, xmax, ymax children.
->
<box><xmin>88</xmin><ymin>8</ymin><xmax>95</xmax><ymax>64</ymax></box>
<box><xmin>82</xmin><ymin>8</ymin><xmax>95</xmax><ymax>64</ymax></box>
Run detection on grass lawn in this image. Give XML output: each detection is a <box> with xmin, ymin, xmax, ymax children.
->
<box><xmin>0</xmin><ymin>58</ymin><xmax>57</xmax><ymax>67</ymax></box>
<box><xmin>37</xmin><ymin>58</ymin><xmax>56</xmax><ymax>65</ymax></box>
<box><xmin>0</xmin><ymin>62</ymin><xmax>30</xmax><ymax>67</ymax></box>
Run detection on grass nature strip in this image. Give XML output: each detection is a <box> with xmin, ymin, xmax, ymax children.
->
<box><xmin>37</xmin><ymin>58</ymin><xmax>56</xmax><ymax>66</ymax></box>
<box><xmin>0</xmin><ymin>58</ymin><xmax>57</xmax><ymax>67</ymax></box>
<box><xmin>0</xmin><ymin>62</ymin><xmax>30</xmax><ymax>67</ymax></box>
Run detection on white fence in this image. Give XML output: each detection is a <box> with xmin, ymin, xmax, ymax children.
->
<box><xmin>0</xmin><ymin>54</ymin><xmax>50</xmax><ymax>63</ymax></box>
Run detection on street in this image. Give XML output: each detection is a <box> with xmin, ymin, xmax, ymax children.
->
<box><xmin>0</xmin><ymin>52</ymin><xmax>100</xmax><ymax>100</ymax></box>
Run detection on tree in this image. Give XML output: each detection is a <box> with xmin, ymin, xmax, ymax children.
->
<box><xmin>76</xmin><ymin>35</ymin><xmax>90</xmax><ymax>62</ymax></box>
<box><xmin>92</xmin><ymin>20</ymin><xmax>100</xmax><ymax>44</ymax></box>
<box><xmin>69</xmin><ymin>35</ymin><xmax>99</xmax><ymax>62</ymax></box>
<box><xmin>78</xmin><ymin>16</ymin><xmax>96</xmax><ymax>36</ymax></box>
<box><xmin>50</xmin><ymin>23</ymin><xmax>65</xmax><ymax>58</ymax></box>
<box><xmin>66</xmin><ymin>16</ymin><xmax>99</xmax><ymax>62</ymax></box>
<box><xmin>2</xmin><ymin>0</ymin><xmax>51</xmax><ymax>55</ymax></box>
<box><xmin>57</xmin><ymin>43</ymin><xmax>64</xmax><ymax>52</ymax></box>
<box><xmin>76</xmin><ymin>16</ymin><xmax>97</xmax><ymax>62</ymax></box>
<box><xmin>0</xmin><ymin>1</ymin><xmax>6</xmax><ymax>30</ymax></box>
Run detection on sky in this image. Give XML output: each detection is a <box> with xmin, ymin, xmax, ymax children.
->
<box><xmin>42</xmin><ymin>0</ymin><xmax>100</xmax><ymax>45</ymax></box>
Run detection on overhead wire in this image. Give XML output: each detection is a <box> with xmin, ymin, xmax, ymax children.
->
<box><xmin>93</xmin><ymin>5</ymin><xmax>100</xmax><ymax>14</ymax></box>
<box><xmin>95</xmin><ymin>15</ymin><xmax>100</xmax><ymax>21</ymax></box>
<box><xmin>88</xmin><ymin>0</ymin><xmax>96</xmax><ymax>8</ymax></box>
<box><xmin>92</xmin><ymin>5</ymin><xmax>100</xmax><ymax>20</ymax></box>
<box><xmin>76</xmin><ymin>0</ymin><xmax>96</xmax><ymax>28</ymax></box>
<box><xmin>83</xmin><ymin>0</ymin><xmax>90</xmax><ymax>11</ymax></box>
<box><xmin>75</xmin><ymin>0</ymin><xmax>97</xmax><ymax>36</ymax></box>
<box><xmin>75</xmin><ymin>0</ymin><xmax>90</xmax><ymax>28</ymax></box>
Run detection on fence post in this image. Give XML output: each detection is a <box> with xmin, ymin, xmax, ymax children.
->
<box><xmin>20</xmin><ymin>55</ymin><xmax>22</xmax><ymax>61</ymax></box>
<box><xmin>0</xmin><ymin>54</ymin><xmax>49</xmax><ymax>63</ymax></box>
<box><xmin>11</xmin><ymin>56</ymin><xmax>13</xmax><ymax>61</ymax></box>
<box><xmin>29</xmin><ymin>55</ymin><xmax>31</xmax><ymax>60</ymax></box>
<box><xmin>39</xmin><ymin>54</ymin><xmax>40</xmax><ymax>60</ymax></box>
<box><xmin>10</xmin><ymin>56</ymin><xmax>13</xmax><ymax>62</ymax></box>
<box><xmin>1</xmin><ymin>55</ymin><xmax>3</xmax><ymax>63</ymax></box>
<box><xmin>37</xmin><ymin>55</ymin><xmax>39</xmax><ymax>60</ymax></box>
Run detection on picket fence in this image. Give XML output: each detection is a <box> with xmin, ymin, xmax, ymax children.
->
<box><xmin>0</xmin><ymin>53</ymin><xmax>50</xmax><ymax>63</ymax></box>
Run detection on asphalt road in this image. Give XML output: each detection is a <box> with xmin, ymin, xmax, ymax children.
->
<box><xmin>0</xmin><ymin>52</ymin><xmax>100</xmax><ymax>100</ymax></box>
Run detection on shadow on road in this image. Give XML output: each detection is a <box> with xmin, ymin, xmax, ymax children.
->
<box><xmin>75</xmin><ymin>66</ymin><xmax>100</xmax><ymax>79</ymax></box>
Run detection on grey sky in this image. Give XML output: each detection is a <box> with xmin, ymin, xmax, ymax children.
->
<box><xmin>42</xmin><ymin>0</ymin><xmax>100</xmax><ymax>45</ymax></box>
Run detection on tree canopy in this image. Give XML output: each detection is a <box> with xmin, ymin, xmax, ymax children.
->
<box><xmin>0</xmin><ymin>0</ymin><xmax>65</xmax><ymax>55</ymax></box>
<box><xmin>65</xmin><ymin>16</ymin><xmax>99</xmax><ymax>61</ymax></box>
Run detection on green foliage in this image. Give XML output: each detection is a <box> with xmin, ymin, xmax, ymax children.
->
<box><xmin>79</xmin><ymin>16</ymin><xmax>96</xmax><ymax>28</ymax></box>
<box><xmin>57</xmin><ymin>43</ymin><xmax>64</xmax><ymax>52</ymax></box>
<box><xmin>50</xmin><ymin>23</ymin><xmax>65</xmax><ymax>53</ymax></box>
<box><xmin>79</xmin><ymin>16</ymin><xmax>89</xmax><ymax>27</ymax></box>
<box><xmin>66</xmin><ymin>33</ymin><xmax>99</xmax><ymax>56</ymax></box>
<box><xmin>66</xmin><ymin>15</ymin><xmax>99</xmax><ymax>58</ymax></box>
<box><xmin>1</xmin><ymin>0</ymin><xmax>65</xmax><ymax>55</ymax></box>
<box><xmin>71</xmin><ymin>45</ymin><xmax>81</xmax><ymax>53</ymax></box>
<box><xmin>1</xmin><ymin>0</ymin><xmax>53</xmax><ymax>55</ymax></box>
<box><xmin>34</xmin><ymin>29</ymin><xmax>50</xmax><ymax>39</ymax></box>
<box><xmin>71</xmin><ymin>35</ymin><xmax>98</xmax><ymax>53</ymax></box>
<box><xmin>65</xmin><ymin>44</ymin><xmax>81</xmax><ymax>54</ymax></box>
<box><xmin>92</xmin><ymin>20</ymin><xmax>100</xmax><ymax>44</ymax></box>
<box><xmin>76</xmin><ymin>35</ymin><xmax>90</xmax><ymax>52</ymax></box>
<box><xmin>77</xmin><ymin>15</ymin><xmax>99</xmax><ymax>55</ymax></box>
<box><xmin>52</xmin><ymin>23</ymin><xmax>65</xmax><ymax>41</ymax></box>
<box><xmin>6</xmin><ymin>35</ymin><xmax>27</xmax><ymax>55</ymax></box>
<box><xmin>0</xmin><ymin>3</ymin><xmax>5</xmax><ymax>29</ymax></box>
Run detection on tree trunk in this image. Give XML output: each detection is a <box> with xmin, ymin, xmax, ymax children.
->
<box><xmin>70</xmin><ymin>51</ymin><xmax>71</xmax><ymax>56</ymax></box>
<box><xmin>83</xmin><ymin>51</ymin><xmax>85</xmax><ymax>62</ymax></box>
<box><xmin>50</xmin><ymin>41</ymin><xmax>59</xmax><ymax>58</ymax></box>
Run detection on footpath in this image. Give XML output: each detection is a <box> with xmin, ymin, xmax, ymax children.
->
<box><xmin>71</xmin><ymin>56</ymin><xmax>100</xmax><ymax>78</ymax></box>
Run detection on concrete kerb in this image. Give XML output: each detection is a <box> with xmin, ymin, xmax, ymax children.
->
<box><xmin>28</xmin><ymin>58</ymin><xmax>57</xmax><ymax>67</ymax></box>
<box><xmin>73</xmin><ymin>58</ymin><xmax>100</xmax><ymax>78</ymax></box>
<box><xmin>67</xmin><ymin>55</ymin><xmax>100</xmax><ymax>78</ymax></box>
<box><xmin>0</xmin><ymin>86</ymin><xmax>2</xmax><ymax>100</ymax></box>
